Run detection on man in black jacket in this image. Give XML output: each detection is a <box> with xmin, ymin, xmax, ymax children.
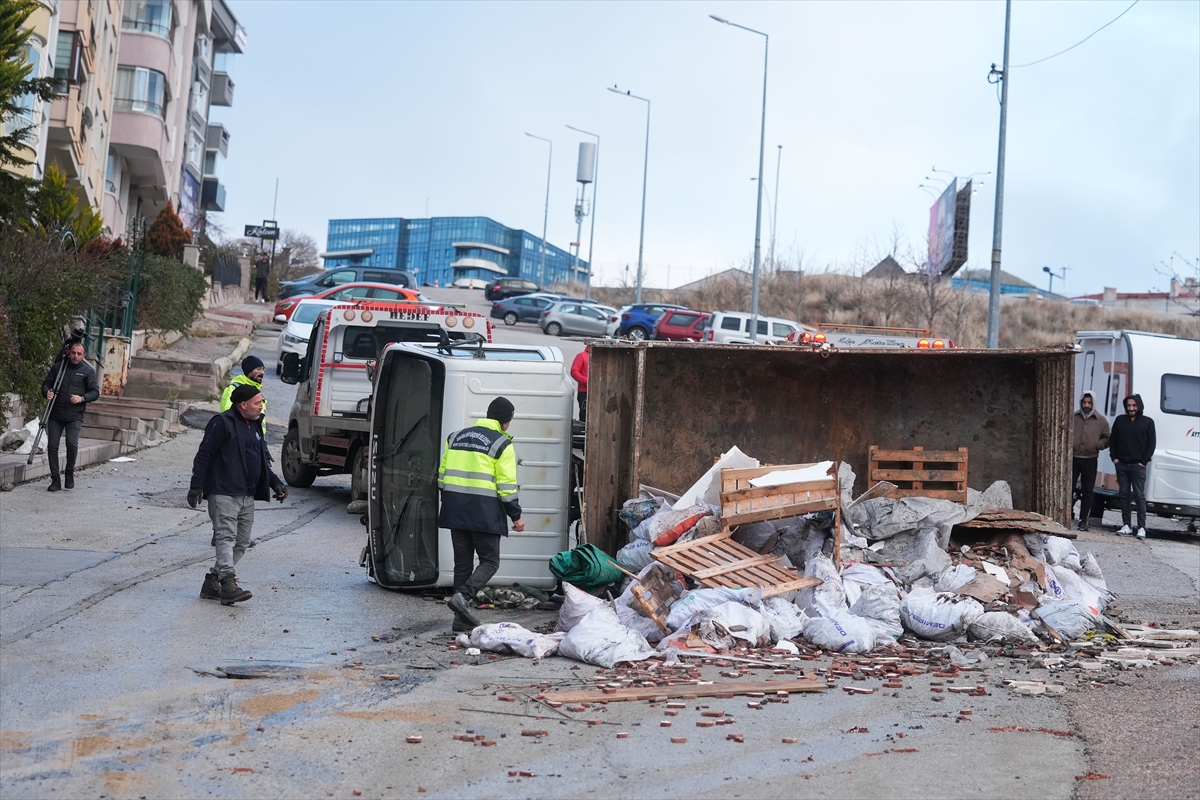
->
<box><xmin>1109</xmin><ymin>393</ymin><xmax>1156</xmax><ymax>540</ymax></box>
<box><xmin>41</xmin><ymin>341</ymin><xmax>100</xmax><ymax>492</ymax></box>
<box><xmin>188</xmin><ymin>384</ymin><xmax>287</xmax><ymax>604</ymax></box>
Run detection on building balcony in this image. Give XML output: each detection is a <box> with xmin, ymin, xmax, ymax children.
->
<box><xmin>211</xmin><ymin>72</ymin><xmax>234</xmax><ymax>106</ymax></box>
<box><xmin>110</xmin><ymin>108</ymin><xmax>169</xmax><ymax>198</ymax></box>
<box><xmin>450</xmin><ymin>257</ymin><xmax>506</xmax><ymax>275</ymax></box>
<box><xmin>115</xmin><ymin>29</ymin><xmax>174</xmax><ymax>78</ymax></box>
<box><xmin>205</xmin><ymin>123</ymin><xmax>229</xmax><ymax>156</ymax></box>
<box><xmin>202</xmin><ymin>177</ymin><xmax>226</xmax><ymax>211</ymax></box>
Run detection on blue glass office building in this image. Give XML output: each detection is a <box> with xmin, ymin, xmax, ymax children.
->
<box><xmin>323</xmin><ymin>216</ymin><xmax>587</xmax><ymax>288</ymax></box>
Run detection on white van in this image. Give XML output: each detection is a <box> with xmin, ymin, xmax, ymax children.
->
<box><xmin>363</xmin><ymin>341</ymin><xmax>575</xmax><ymax>590</ymax></box>
<box><xmin>1075</xmin><ymin>330</ymin><xmax>1200</xmax><ymax>527</ymax></box>
<box><xmin>704</xmin><ymin>311</ymin><xmax>802</xmax><ymax>344</ymax></box>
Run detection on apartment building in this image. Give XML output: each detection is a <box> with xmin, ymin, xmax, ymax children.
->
<box><xmin>2</xmin><ymin>0</ymin><xmax>59</xmax><ymax>181</ymax></box>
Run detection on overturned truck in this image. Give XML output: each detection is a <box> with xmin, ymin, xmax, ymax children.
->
<box><xmin>583</xmin><ymin>341</ymin><xmax>1075</xmax><ymax>555</ymax></box>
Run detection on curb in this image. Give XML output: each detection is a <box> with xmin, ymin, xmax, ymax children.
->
<box><xmin>214</xmin><ymin>337</ymin><xmax>252</xmax><ymax>386</ymax></box>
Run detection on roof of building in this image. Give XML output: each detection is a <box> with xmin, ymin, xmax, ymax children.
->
<box><xmin>955</xmin><ymin>268</ymin><xmax>1037</xmax><ymax>288</ymax></box>
<box><xmin>673</xmin><ymin>268</ymin><xmax>752</xmax><ymax>293</ymax></box>
<box><xmin>864</xmin><ymin>256</ymin><xmax>909</xmax><ymax>280</ymax></box>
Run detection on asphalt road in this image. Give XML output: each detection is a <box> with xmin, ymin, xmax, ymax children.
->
<box><xmin>0</xmin><ymin>301</ymin><xmax>1196</xmax><ymax>799</ymax></box>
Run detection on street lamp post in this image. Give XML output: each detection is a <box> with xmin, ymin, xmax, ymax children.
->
<box><xmin>987</xmin><ymin>0</ymin><xmax>1013</xmax><ymax>348</ymax></box>
<box><xmin>1042</xmin><ymin>265</ymin><xmax>1068</xmax><ymax>295</ymax></box>
<box><xmin>771</xmin><ymin>144</ymin><xmax>781</xmax><ymax>270</ymax></box>
<box><xmin>525</xmin><ymin>132</ymin><xmax>553</xmax><ymax>287</ymax></box>
<box><xmin>567</xmin><ymin>125</ymin><xmax>600</xmax><ymax>300</ymax></box>
<box><xmin>607</xmin><ymin>87</ymin><xmax>650</xmax><ymax>304</ymax></box>
<box><xmin>711</xmin><ymin>14</ymin><xmax>769</xmax><ymax>341</ymax></box>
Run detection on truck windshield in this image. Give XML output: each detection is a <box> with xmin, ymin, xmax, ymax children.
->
<box><xmin>441</xmin><ymin>349</ymin><xmax>546</xmax><ymax>361</ymax></box>
<box><xmin>343</xmin><ymin>325</ymin><xmax>468</xmax><ymax>359</ymax></box>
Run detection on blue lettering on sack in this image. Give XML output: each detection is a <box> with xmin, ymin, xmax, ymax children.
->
<box><xmin>902</xmin><ymin>610</ymin><xmax>946</xmax><ymax>629</ymax></box>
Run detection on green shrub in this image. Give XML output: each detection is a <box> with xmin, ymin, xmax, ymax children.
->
<box><xmin>136</xmin><ymin>254</ymin><xmax>206</xmax><ymax>333</ymax></box>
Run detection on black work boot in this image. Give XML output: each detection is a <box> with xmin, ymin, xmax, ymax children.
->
<box><xmin>48</xmin><ymin>476</ymin><xmax>61</xmax><ymax>492</ymax></box>
<box><xmin>219</xmin><ymin>575</ymin><xmax>252</xmax><ymax>605</ymax></box>
<box><xmin>447</xmin><ymin>592</ymin><xmax>481</xmax><ymax>627</ymax></box>
<box><xmin>64</xmin><ymin>472</ymin><xmax>75</xmax><ymax>490</ymax></box>
<box><xmin>200</xmin><ymin>572</ymin><xmax>221</xmax><ymax>600</ymax></box>
<box><xmin>452</xmin><ymin>619</ymin><xmax>474</xmax><ymax>633</ymax></box>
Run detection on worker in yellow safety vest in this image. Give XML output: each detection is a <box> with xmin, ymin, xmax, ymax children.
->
<box><xmin>220</xmin><ymin>356</ymin><xmax>267</xmax><ymax>420</ymax></box>
<box><xmin>438</xmin><ymin>396</ymin><xmax>524</xmax><ymax>632</ymax></box>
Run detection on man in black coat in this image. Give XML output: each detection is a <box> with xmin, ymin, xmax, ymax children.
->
<box><xmin>41</xmin><ymin>341</ymin><xmax>100</xmax><ymax>492</ymax></box>
<box><xmin>1109</xmin><ymin>393</ymin><xmax>1156</xmax><ymax>540</ymax></box>
<box><xmin>188</xmin><ymin>383</ymin><xmax>287</xmax><ymax>604</ymax></box>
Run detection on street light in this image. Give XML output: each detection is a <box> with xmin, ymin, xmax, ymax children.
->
<box><xmin>525</xmin><ymin>132</ymin><xmax>553</xmax><ymax>287</ymax></box>
<box><xmin>567</xmin><ymin>124</ymin><xmax>600</xmax><ymax>300</ymax></box>
<box><xmin>711</xmin><ymin>14</ymin><xmax>769</xmax><ymax>341</ymax></box>
<box><xmin>607</xmin><ymin>86</ymin><xmax>650</xmax><ymax>304</ymax></box>
<box><xmin>1042</xmin><ymin>265</ymin><xmax>1068</xmax><ymax>295</ymax></box>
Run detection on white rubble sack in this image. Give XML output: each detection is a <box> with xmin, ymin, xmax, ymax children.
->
<box><xmin>459</xmin><ymin>623</ymin><xmax>565</xmax><ymax>659</ymax></box>
<box><xmin>796</xmin><ymin>554</ymin><xmax>847</xmax><ymax>618</ymax></box>
<box><xmin>630</xmin><ymin>505</ymin><xmax>709</xmax><ymax>543</ymax></box>
<box><xmin>559</xmin><ymin>604</ymin><xmax>656</xmax><ymax>667</ymax></box>
<box><xmin>933</xmin><ymin>564</ymin><xmax>979</xmax><ymax>592</ymax></box>
<box><xmin>697</xmin><ymin>602</ymin><xmax>771</xmax><ymax>650</ymax></box>
<box><xmin>879</xmin><ymin>529</ymin><xmax>953</xmax><ymax>585</ymax></box>
<box><xmin>1041</xmin><ymin>535</ymin><xmax>1082</xmax><ymax>571</ymax></box>
<box><xmin>850</xmin><ymin>583</ymin><xmax>903</xmax><ymax>630</ymax></box>
<box><xmin>673</xmin><ymin>446</ymin><xmax>759</xmax><ymax>510</ymax></box>
<box><xmin>666</xmin><ymin>587</ymin><xmax>761</xmax><ymax>632</ymax></box>
<box><xmin>1079</xmin><ymin>552</ymin><xmax>1109</xmax><ymax>594</ymax></box>
<box><xmin>759</xmin><ymin>595</ymin><xmax>808</xmax><ymax>642</ymax></box>
<box><xmin>969</xmin><ymin>611</ymin><xmax>1040</xmax><ymax>643</ymax></box>
<box><xmin>616</xmin><ymin>539</ymin><xmax>656</xmax><ymax>572</ymax></box>
<box><xmin>1044</xmin><ymin>564</ymin><xmax>1108</xmax><ymax>616</ymax></box>
<box><xmin>557</xmin><ymin>582</ymin><xmax>606</xmax><ymax>633</ymax></box>
<box><xmin>803</xmin><ymin>611</ymin><xmax>877</xmax><ymax>654</ymax></box>
<box><xmin>1034</xmin><ymin>600</ymin><xmax>1099</xmax><ymax>641</ymax></box>
<box><xmin>840</xmin><ymin>563</ymin><xmax>892</xmax><ymax>608</ymax></box>
<box><xmin>899</xmin><ymin>588</ymin><xmax>985</xmax><ymax>641</ymax></box>
<box><xmin>13</xmin><ymin>418</ymin><xmax>42</xmax><ymax>455</ymax></box>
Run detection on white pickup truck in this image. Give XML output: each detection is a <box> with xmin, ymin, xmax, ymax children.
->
<box><xmin>278</xmin><ymin>303</ymin><xmax>492</xmax><ymax>500</ymax></box>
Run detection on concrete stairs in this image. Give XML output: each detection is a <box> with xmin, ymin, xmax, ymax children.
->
<box><xmin>124</xmin><ymin>353</ymin><xmax>225</xmax><ymax>400</ymax></box>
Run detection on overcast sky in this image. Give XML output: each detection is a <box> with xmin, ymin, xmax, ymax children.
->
<box><xmin>210</xmin><ymin>0</ymin><xmax>1199</xmax><ymax>296</ymax></box>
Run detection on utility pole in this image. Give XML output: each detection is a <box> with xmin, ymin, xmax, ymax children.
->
<box><xmin>986</xmin><ymin>0</ymin><xmax>1012</xmax><ymax>349</ymax></box>
<box><xmin>771</xmin><ymin>144</ymin><xmax>781</xmax><ymax>270</ymax></box>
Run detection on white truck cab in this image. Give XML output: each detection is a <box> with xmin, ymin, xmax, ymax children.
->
<box><xmin>362</xmin><ymin>341</ymin><xmax>575</xmax><ymax>590</ymax></box>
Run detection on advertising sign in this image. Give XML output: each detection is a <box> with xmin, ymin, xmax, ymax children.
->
<box><xmin>926</xmin><ymin>181</ymin><xmax>972</xmax><ymax>279</ymax></box>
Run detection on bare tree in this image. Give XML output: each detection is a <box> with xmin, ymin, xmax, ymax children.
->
<box><xmin>275</xmin><ymin>229</ymin><xmax>321</xmax><ymax>282</ymax></box>
<box><xmin>1153</xmin><ymin>252</ymin><xmax>1200</xmax><ymax>316</ymax></box>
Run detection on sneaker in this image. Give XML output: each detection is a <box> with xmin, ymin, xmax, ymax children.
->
<box><xmin>200</xmin><ymin>572</ymin><xmax>221</xmax><ymax>600</ymax></box>
<box><xmin>219</xmin><ymin>575</ymin><xmax>252</xmax><ymax>605</ymax></box>
<box><xmin>1136</xmin><ymin>527</ymin><xmax>1146</xmax><ymax>540</ymax></box>
<box><xmin>447</xmin><ymin>592</ymin><xmax>481</xmax><ymax>627</ymax></box>
<box><xmin>64</xmin><ymin>472</ymin><xmax>74</xmax><ymax>490</ymax></box>
<box><xmin>1077</xmin><ymin>522</ymin><xmax>1089</xmax><ymax>532</ymax></box>
<box><xmin>1116</xmin><ymin>525</ymin><xmax>1133</xmax><ymax>536</ymax></box>
<box><xmin>48</xmin><ymin>477</ymin><xmax>61</xmax><ymax>492</ymax></box>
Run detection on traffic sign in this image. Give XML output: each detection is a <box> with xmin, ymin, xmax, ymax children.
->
<box><xmin>245</xmin><ymin>224</ymin><xmax>280</xmax><ymax>240</ymax></box>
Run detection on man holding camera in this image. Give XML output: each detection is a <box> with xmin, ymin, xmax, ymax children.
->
<box><xmin>41</xmin><ymin>341</ymin><xmax>99</xmax><ymax>492</ymax></box>
<box><xmin>188</xmin><ymin>384</ymin><xmax>287</xmax><ymax>605</ymax></box>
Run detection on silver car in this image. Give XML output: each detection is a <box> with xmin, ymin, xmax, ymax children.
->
<box><xmin>538</xmin><ymin>301</ymin><xmax>616</xmax><ymax>337</ymax></box>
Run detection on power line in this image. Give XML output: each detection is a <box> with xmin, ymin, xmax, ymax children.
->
<box><xmin>1011</xmin><ymin>0</ymin><xmax>1140</xmax><ymax>68</ymax></box>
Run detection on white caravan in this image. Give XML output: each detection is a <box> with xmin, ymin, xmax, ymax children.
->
<box><xmin>1075</xmin><ymin>330</ymin><xmax>1200</xmax><ymax>527</ymax></box>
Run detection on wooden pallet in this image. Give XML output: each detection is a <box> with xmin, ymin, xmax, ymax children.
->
<box><xmin>629</xmin><ymin>568</ymin><xmax>678</xmax><ymax>634</ymax></box>
<box><xmin>869</xmin><ymin>446</ymin><xmax>968</xmax><ymax>504</ymax></box>
<box><xmin>718</xmin><ymin>462</ymin><xmax>842</xmax><ymax>569</ymax></box>
<box><xmin>651</xmin><ymin>531</ymin><xmax>821</xmax><ymax>597</ymax></box>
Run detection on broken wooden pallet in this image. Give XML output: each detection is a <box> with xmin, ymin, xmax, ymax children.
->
<box><xmin>538</xmin><ymin>677</ymin><xmax>828</xmax><ymax>704</ymax></box>
<box><xmin>651</xmin><ymin>531</ymin><xmax>821</xmax><ymax>597</ymax></box>
<box><xmin>629</xmin><ymin>568</ymin><xmax>678</xmax><ymax>635</ymax></box>
<box><xmin>869</xmin><ymin>445</ymin><xmax>968</xmax><ymax>504</ymax></box>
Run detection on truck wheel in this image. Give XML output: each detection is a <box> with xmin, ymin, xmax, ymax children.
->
<box><xmin>282</xmin><ymin>428</ymin><xmax>317</xmax><ymax>488</ymax></box>
<box><xmin>628</xmin><ymin>325</ymin><xmax>649</xmax><ymax>341</ymax></box>
<box><xmin>546</xmin><ymin>322</ymin><xmax>562</xmax><ymax>336</ymax></box>
<box><xmin>350</xmin><ymin>446</ymin><xmax>367</xmax><ymax>501</ymax></box>
<box><xmin>504</xmin><ymin>312</ymin><xmax>518</xmax><ymax>326</ymax></box>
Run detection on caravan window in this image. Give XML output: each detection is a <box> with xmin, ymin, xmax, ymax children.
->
<box><xmin>1161</xmin><ymin>373</ymin><xmax>1200</xmax><ymax>417</ymax></box>
<box><xmin>1082</xmin><ymin>352</ymin><xmax>1095</xmax><ymax>391</ymax></box>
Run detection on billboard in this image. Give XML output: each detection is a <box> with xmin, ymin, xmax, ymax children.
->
<box><xmin>926</xmin><ymin>180</ymin><xmax>972</xmax><ymax>279</ymax></box>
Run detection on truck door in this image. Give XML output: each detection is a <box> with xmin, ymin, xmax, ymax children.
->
<box><xmin>367</xmin><ymin>349</ymin><xmax>445</xmax><ymax>588</ymax></box>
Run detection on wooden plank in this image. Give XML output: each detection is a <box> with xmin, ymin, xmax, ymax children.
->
<box><xmin>870</xmin><ymin>468</ymin><xmax>966</xmax><ymax>482</ymax></box>
<box><xmin>870</xmin><ymin>448</ymin><xmax>968</xmax><ymax>462</ymax></box>
<box><xmin>652</xmin><ymin>530</ymin><xmax>734</xmax><ymax>557</ymax></box>
<box><xmin>724</xmin><ymin>501</ymin><xmax>836</xmax><ymax>526</ymax></box>
<box><xmin>722</xmin><ymin>480</ymin><xmax>837</xmax><ymax>503</ymax></box>
<box><xmin>539</xmin><ymin>678</ymin><xmax>829</xmax><ymax>704</ymax></box>
<box><xmin>760</xmin><ymin>577</ymin><xmax>822</xmax><ymax>596</ymax></box>
<box><xmin>719</xmin><ymin>464</ymin><xmax>828</xmax><ymax>481</ymax></box>
<box><xmin>887</xmin><ymin>488</ymin><xmax>966</xmax><ymax>500</ymax></box>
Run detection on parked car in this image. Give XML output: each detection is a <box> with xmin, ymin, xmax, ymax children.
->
<box><xmin>490</xmin><ymin>294</ymin><xmax>558</xmax><ymax>325</ymax></box>
<box><xmin>452</xmin><ymin>277</ymin><xmax>488</xmax><ymax>289</ymax></box>
<box><xmin>278</xmin><ymin>267</ymin><xmax>417</xmax><ymax>300</ymax></box>
<box><xmin>616</xmin><ymin>303</ymin><xmax>690</xmax><ymax>340</ymax></box>
<box><xmin>704</xmin><ymin>311</ymin><xmax>802</xmax><ymax>344</ymax></box>
<box><xmin>275</xmin><ymin>299</ymin><xmax>339</xmax><ymax>374</ymax></box>
<box><xmin>653</xmin><ymin>309</ymin><xmax>712</xmax><ymax>341</ymax></box>
<box><xmin>539</xmin><ymin>301</ymin><xmax>617</xmax><ymax>337</ymax></box>
<box><xmin>485</xmin><ymin>277</ymin><xmax>541</xmax><ymax>301</ymax></box>
<box><xmin>273</xmin><ymin>282</ymin><xmax>431</xmax><ymax>323</ymax></box>
<box><xmin>605</xmin><ymin>306</ymin><xmax>629</xmax><ymax>336</ymax></box>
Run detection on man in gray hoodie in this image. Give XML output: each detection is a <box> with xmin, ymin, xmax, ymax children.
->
<box><xmin>1071</xmin><ymin>392</ymin><xmax>1110</xmax><ymax>531</ymax></box>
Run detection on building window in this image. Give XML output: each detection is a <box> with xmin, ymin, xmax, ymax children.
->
<box><xmin>4</xmin><ymin>44</ymin><xmax>39</xmax><ymax>142</ymax></box>
<box><xmin>114</xmin><ymin>66</ymin><xmax>166</xmax><ymax>117</ymax></box>
<box><xmin>213</xmin><ymin>50</ymin><xmax>235</xmax><ymax>76</ymax></box>
<box><xmin>186</xmin><ymin>130</ymin><xmax>203</xmax><ymax>169</ymax></box>
<box><xmin>122</xmin><ymin>0</ymin><xmax>173</xmax><ymax>38</ymax></box>
<box><xmin>105</xmin><ymin>152</ymin><xmax>121</xmax><ymax>194</ymax></box>
<box><xmin>203</xmin><ymin>150</ymin><xmax>225</xmax><ymax>177</ymax></box>
<box><xmin>189</xmin><ymin>80</ymin><xmax>207</xmax><ymax>116</ymax></box>
<box><xmin>54</xmin><ymin>31</ymin><xmax>83</xmax><ymax>91</ymax></box>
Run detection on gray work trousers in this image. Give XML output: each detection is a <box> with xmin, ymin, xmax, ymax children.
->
<box><xmin>208</xmin><ymin>494</ymin><xmax>255</xmax><ymax>579</ymax></box>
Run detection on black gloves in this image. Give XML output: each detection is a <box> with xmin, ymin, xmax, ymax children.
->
<box><xmin>272</xmin><ymin>482</ymin><xmax>288</xmax><ymax>503</ymax></box>
<box><xmin>187</xmin><ymin>488</ymin><xmax>202</xmax><ymax>508</ymax></box>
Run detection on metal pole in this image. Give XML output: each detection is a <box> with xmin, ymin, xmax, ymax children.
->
<box><xmin>635</xmin><ymin>100</ymin><xmax>649</xmax><ymax>304</ymax></box>
<box><xmin>567</xmin><ymin>125</ymin><xmax>600</xmax><ymax>301</ymax></box>
<box><xmin>525</xmin><ymin>133</ymin><xmax>553</xmax><ymax>287</ymax></box>
<box><xmin>986</xmin><ymin>0</ymin><xmax>1011</xmax><ymax>349</ymax></box>
<box><xmin>771</xmin><ymin>144</ymin><xmax>781</xmax><ymax>271</ymax></box>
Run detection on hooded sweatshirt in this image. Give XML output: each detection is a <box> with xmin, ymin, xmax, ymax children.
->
<box><xmin>1072</xmin><ymin>394</ymin><xmax>1110</xmax><ymax>459</ymax></box>
<box><xmin>1109</xmin><ymin>393</ymin><xmax>1156</xmax><ymax>464</ymax></box>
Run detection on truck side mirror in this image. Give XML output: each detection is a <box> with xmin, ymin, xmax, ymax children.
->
<box><xmin>280</xmin><ymin>352</ymin><xmax>301</xmax><ymax>384</ymax></box>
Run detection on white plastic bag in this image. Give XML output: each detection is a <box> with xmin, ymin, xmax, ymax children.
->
<box><xmin>969</xmin><ymin>611</ymin><xmax>1040</xmax><ymax>643</ymax></box>
<box><xmin>616</xmin><ymin>539</ymin><xmax>656</xmax><ymax>572</ymax></box>
<box><xmin>1041</xmin><ymin>535</ymin><xmax>1081</xmax><ymax>571</ymax></box>
<box><xmin>665</xmin><ymin>587</ymin><xmax>761</xmax><ymax>631</ymax></box>
<box><xmin>933</xmin><ymin>564</ymin><xmax>979</xmax><ymax>592</ymax></box>
<box><xmin>899</xmin><ymin>588</ymin><xmax>984</xmax><ymax>641</ymax></box>
<box><xmin>559</xmin><ymin>604</ymin><xmax>656</xmax><ymax>667</ymax></box>
<box><xmin>1045</xmin><ymin>564</ymin><xmax>1107</xmax><ymax>616</ymax></box>
<box><xmin>467</xmin><ymin>623</ymin><xmax>566</xmax><ymax>658</ymax></box>
<box><xmin>796</xmin><ymin>554</ymin><xmax>847</xmax><ymax>618</ymax></box>
<box><xmin>557</xmin><ymin>582</ymin><xmax>605</xmax><ymax>633</ymax></box>
<box><xmin>760</xmin><ymin>595</ymin><xmax>807</xmax><ymax>642</ymax></box>
<box><xmin>803</xmin><ymin>611</ymin><xmax>877</xmax><ymax>653</ymax></box>
<box><xmin>1035</xmin><ymin>600</ymin><xmax>1099</xmax><ymax>641</ymax></box>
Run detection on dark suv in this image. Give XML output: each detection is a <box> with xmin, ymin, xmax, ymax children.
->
<box><xmin>617</xmin><ymin>303</ymin><xmax>689</xmax><ymax>340</ymax></box>
<box><xmin>485</xmin><ymin>277</ymin><xmax>541</xmax><ymax>301</ymax></box>
<box><xmin>278</xmin><ymin>267</ymin><xmax>416</xmax><ymax>300</ymax></box>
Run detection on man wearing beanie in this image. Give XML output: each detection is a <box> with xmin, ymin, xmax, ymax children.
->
<box><xmin>220</xmin><ymin>356</ymin><xmax>268</xmax><ymax>420</ymax></box>
<box><xmin>188</xmin><ymin>383</ymin><xmax>287</xmax><ymax>604</ymax></box>
<box><xmin>437</xmin><ymin>396</ymin><xmax>524</xmax><ymax>631</ymax></box>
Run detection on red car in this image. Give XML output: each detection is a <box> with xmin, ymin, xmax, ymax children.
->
<box><xmin>653</xmin><ymin>309</ymin><xmax>712</xmax><ymax>341</ymax></box>
<box><xmin>273</xmin><ymin>282</ymin><xmax>429</xmax><ymax>322</ymax></box>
